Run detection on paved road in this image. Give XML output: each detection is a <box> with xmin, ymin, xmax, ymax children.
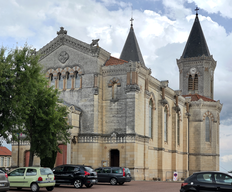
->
<box><xmin>9</xmin><ymin>181</ymin><xmax>181</xmax><ymax>192</ymax></box>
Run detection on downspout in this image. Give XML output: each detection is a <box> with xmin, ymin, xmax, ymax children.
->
<box><xmin>185</xmin><ymin>97</ymin><xmax>191</xmax><ymax>176</ymax></box>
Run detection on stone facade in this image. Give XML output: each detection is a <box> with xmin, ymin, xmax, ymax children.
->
<box><xmin>11</xmin><ymin>15</ymin><xmax>222</xmax><ymax>181</ymax></box>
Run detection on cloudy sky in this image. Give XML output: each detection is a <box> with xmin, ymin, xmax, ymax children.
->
<box><xmin>1</xmin><ymin>0</ymin><xmax>232</xmax><ymax>172</ymax></box>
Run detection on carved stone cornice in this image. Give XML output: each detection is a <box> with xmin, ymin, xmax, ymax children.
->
<box><xmin>189</xmin><ymin>153</ymin><xmax>219</xmax><ymax>157</ymax></box>
<box><xmin>102</xmin><ymin>64</ymin><xmax>128</xmax><ymax>76</ymax></box>
<box><xmin>77</xmin><ymin>133</ymin><xmax>150</xmax><ymax>144</ymax></box>
<box><xmin>177</xmin><ymin>54</ymin><xmax>215</xmax><ymax>63</ymax></box>
<box><xmin>190</xmin><ymin>99</ymin><xmax>223</xmax><ymax>112</ymax></box>
<box><xmin>125</xmin><ymin>84</ymin><xmax>140</xmax><ymax>94</ymax></box>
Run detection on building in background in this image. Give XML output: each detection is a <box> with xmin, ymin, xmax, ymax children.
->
<box><xmin>11</xmin><ymin>12</ymin><xmax>222</xmax><ymax>180</ymax></box>
<box><xmin>0</xmin><ymin>146</ymin><xmax>11</xmax><ymax>171</ymax></box>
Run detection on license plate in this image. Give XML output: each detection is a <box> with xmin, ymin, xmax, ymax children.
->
<box><xmin>0</xmin><ymin>183</ymin><xmax>4</xmax><ymax>186</ymax></box>
<box><xmin>46</xmin><ymin>178</ymin><xmax>51</xmax><ymax>181</ymax></box>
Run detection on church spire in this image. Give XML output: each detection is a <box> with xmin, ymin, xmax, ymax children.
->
<box><xmin>181</xmin><ymin>7</ymin><xmax>210</xmax><ymax>58</ymax></box>
<box><xmin>120</xmin><ymin>18</ymin><xmax>145</xmax><ymax>67</ymax></box>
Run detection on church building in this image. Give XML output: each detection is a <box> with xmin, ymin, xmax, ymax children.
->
<box><xmin>11</xmin><ymin>12</ymin><xmax>222</xmax><ymax>181</ymax></box>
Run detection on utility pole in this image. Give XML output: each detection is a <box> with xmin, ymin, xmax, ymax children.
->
<box><xmin>17</xmin><ymin>133</ymin><xmax>19</xmax><ymax>167</ymax></box>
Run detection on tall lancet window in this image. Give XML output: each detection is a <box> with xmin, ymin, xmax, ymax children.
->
<box><xmin>188</xmin><ymin>75</ymin><xmax>193</xmax><ymax>90</ymax></box>
<box><xmin>164</xmin><ymin>108</ymin><xmax>168</xmax><ymax>142</ymax></box>
<box><xmin>58</xmin><ymin>73</ymin><xmax>63</xmax><ymax>90</ymax></box>
<box><xmin>66</xmin><ymin>72</ymin><xmax>71</xmax><ymax>89</ymax></box>
<box><xmin>50</xmin><ymin>74</ymin><xmax>55</xmax><ymax>88</ymax></box>
<box><xmin>149</xmin><ymin>100</ymin><xmax>153</xmax><ymax>138</ymax></box>
<box><xmin>75</xmin><ymin>72</ymin><xmax>80</xmax><ymax>89</ymax></box>
<box><xmin>205</xmin><ymin>116</ymin><xmax>210</xmax><ymax>142</ymax></box>
<box><xmin>194</xmin><ymin>74</ymin><xmax>198</xmax><ymax>90</ymax></box>
<box><xmin>112</xmin><ymin>83</ymin><xmax>117</xmax><ymax>99</ymax></box>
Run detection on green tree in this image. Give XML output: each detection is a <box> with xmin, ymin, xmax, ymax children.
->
<box><xmin>0</xmin><ymin>46</ymin><xmax>72</xmax><ymax>166</ymax></box>
<box><xmin>0</xmin><ymin>47</ymin><xmax>25</xmax><ymax>142</ymax></box>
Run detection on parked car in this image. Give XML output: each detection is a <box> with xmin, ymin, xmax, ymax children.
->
<box><xmin>0</xmin><ymin>169</ymin><xmax>9</xmax><ymax>192</ymax></box>
<box><xmin>8</xmin><ymin>167</ymin><xmax>55</xmax><ymax>192</ymax></box>
<box><xmin>94</xmin><ymin>167</ymin><xmax>131</xmax><ymax>185</ymax></box>
<box><xmin>180</xmin><ymin>171</ymin><xmax>232</xmax><ymax>192</ymax></box>
<box><xmin>53</xmin><ymin>164</ymin><xmax>97</xmax><ymax>188</ymax></box>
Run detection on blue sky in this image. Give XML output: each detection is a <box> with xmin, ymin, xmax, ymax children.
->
<box><xmin>1</xmin><ymin>0</ymin><xmax>232</xmax><ymax>172</ymax></box>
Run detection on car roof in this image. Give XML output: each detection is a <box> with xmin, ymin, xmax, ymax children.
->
<box><xmin>13</xmin><ymin>167</ymin><xmax>50</xmax><ymax>169</ymax></box>
<box><xmin>57</xmin><ymin>164</ymin><xmax>86</xmax><ymax>167</ymax></box>
<box><xmin>193</xmin><ymin>171</ymin><xmax>231</xmax><ymax>175</ymax></box>
<box><xmin>96</xmin><ymin>167</ymin><xmax>123</xmax><ymax>169</ymax></box>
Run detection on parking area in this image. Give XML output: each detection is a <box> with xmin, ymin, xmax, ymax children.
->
<box><xmin>9</xmin><ymin>181</ymin><xmax>181</xmax><ymax>192</ymax></box>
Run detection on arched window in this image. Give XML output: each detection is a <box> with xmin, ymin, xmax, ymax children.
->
<box><xmin>205</xmin><ymin>116</ymin><xmax>210</xmax><ymax>142</ymax></box>
<box><xmin>164</xmin><ymin>108</ymin><xmax>168</xmax><ymax>142</ymax></box>
<box><xmin>177</xmin><ymin>114</ymin><xmax>180</xmax><ymax>145</ymax></box>
<box><xmin>50</xmin><ymin>74</ymin><xmax>55</xmax><ymax>88</ymax></box>
<box><xmin>66</xmin><ymin>72</ymin><xmax>71</xmax><ymax>89</ymax></box>
<box><xmin>58</xmin><ymin>73</ymin><xmax>63</xmax><ymax>90</ymax></box>
<box><xmin>112</xmin><ymin>83</ymin><xmax>117</xmax><ymax>100</ymax></box>
<box><xmin>194</xmin><ymin>74</ymin><xmax>198</xmax><ymax>90</ymax></box>
<box><xmin>149</xmin><ymin>100</ymin><xmax>153</xmax><ymax>138</ymax></box>
<box><xmin>188</xmin><ymin>75</ymin><xmax>193</xmax><ymax>90</ymax></box>
<box><xmin>75</xmin><ymin>72</ymin><xmax>80</xmax><ymax>89</ymax></box>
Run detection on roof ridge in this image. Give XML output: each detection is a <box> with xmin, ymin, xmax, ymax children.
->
<box><xmin>110</xmin><ymin>56</ymin><xmax>128</xmax><ymax>62</ymax></box>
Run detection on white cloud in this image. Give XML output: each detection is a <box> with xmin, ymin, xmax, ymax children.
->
<box><xmin>189</xmin><ymin>0</ymin><xmax>232</xmax><ymax>18</ymax></box>
<box><xmin>221</xmin><ymin>155</ymin><xmax>232</xmax><ymax>163</ymax></box>
<box><xmin>1</xmin><ymin>0</ymin><xmax>232</xmax><ymax>170</ymax></box>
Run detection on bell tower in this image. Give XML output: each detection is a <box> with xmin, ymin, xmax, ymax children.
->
<box><xmin>177</xmin><ymin>8</ymin><xmax>216</xmax><ymax>99</ymax></box>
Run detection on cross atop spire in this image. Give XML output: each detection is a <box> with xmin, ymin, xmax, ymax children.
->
<box><xmin>195</xmin><ymin>6</ymin><xmax>199</xmax><ymax>15</ymax></box>
<box><xmin>130</xmin><ymin>17</ymin><xmax>134</xmax><ymax>27</ymax></box>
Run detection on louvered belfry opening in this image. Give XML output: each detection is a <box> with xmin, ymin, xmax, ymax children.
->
<box><xmin>188</xmin><ymin>74</ymin><xmax>198</xmax><ymax>91</ymax></box>
<box><xmin>188</xmin><ymin>75</ymin><xmax>193</xmax><ymax>90</ymax></box>
<box><xmin>194</xmin><ymin>74</ymin><xmax>198</xmax><ymax>90</ymax></box>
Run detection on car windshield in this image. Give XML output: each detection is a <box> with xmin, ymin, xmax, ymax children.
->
<box><xmin>40</xmin><ymin>168</ymin><xmax>53</xmax><ymax>175</ymax></box>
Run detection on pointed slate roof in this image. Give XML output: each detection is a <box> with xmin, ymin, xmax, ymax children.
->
<box><xmin>120</xmin><ymin>23</ymin><xmax>145</xmax><ymax>67</ymax></box>
<box><xmin>182</xmin><ymin>14</ymin><xmax>210</xmax><ymax>58</ymax></box>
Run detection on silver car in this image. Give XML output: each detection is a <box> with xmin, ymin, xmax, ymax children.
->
<box><xmin>0</xmin><ymin>169</ymin><xmax>9</xmax><ymax>192</ymax></box>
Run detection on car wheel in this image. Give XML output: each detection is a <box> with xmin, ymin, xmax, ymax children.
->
<box><xmin>110</xmin><ymin>178</ymin><xmax>118</xmax><ymax>185</ymax></box>
<box><xmin>74</xmin><ymin>179</ymin><xmax>83</xmax><ymax>188</ymax></box>
<box><xmin>119</xmin><ymin>182</ymin><xmax>124</xmax><ymax>185</ymax></box>
<box><xmin>46</xmin><ymin>186</ymin><xmax>54</xmax><ymax>191</ymax></box>
<box><xmin>31</xmin><ymin>183</ymin><xmax>39</xmax><ymax>192</ymax></box>
<box><xmin>85</xmin><ymin>184</ymin><xmax>93</xmax><ymax>188</ymax></box>
<box><xmin>17</xmin><ymin>187</ymin><xmax>22</xmax><ymax>190</ymax></box>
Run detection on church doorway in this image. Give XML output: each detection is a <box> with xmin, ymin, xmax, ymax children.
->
<box><xmin>110</xmin><ymin>149</ymin><xmax>119</xmax><ymax>167</ymax></box>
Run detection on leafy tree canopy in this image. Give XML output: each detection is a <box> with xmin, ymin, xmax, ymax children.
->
<box><xmin>0</xmin><ymin>45</ymin><xmax>72</xmax><ymax>166</ymax></box>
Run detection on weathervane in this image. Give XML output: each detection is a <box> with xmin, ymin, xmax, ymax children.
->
<box><xmin>195</xmin><ymin>6</ymin><xmax>199</xmax><ymax>15</ymax></box>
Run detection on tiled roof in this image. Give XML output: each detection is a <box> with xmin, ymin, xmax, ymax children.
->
<box><xmin>105</xmin><ymin>56</ymin><xmax>128</xmax><ymax>66</ymax></box>
<box><xmin>0</xmin><ymin>146</ymin><xmax>11</xmax><ymax>156</ymax></box>
<box><xmin>182</xmin><ymin>94</ymin><xmax>216</xmax><ymax>102</ymax></box>
<box><xmin>182</xmin><ymin>14</ymin><xmax>210</xmax><ymax>58</ymax></box>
